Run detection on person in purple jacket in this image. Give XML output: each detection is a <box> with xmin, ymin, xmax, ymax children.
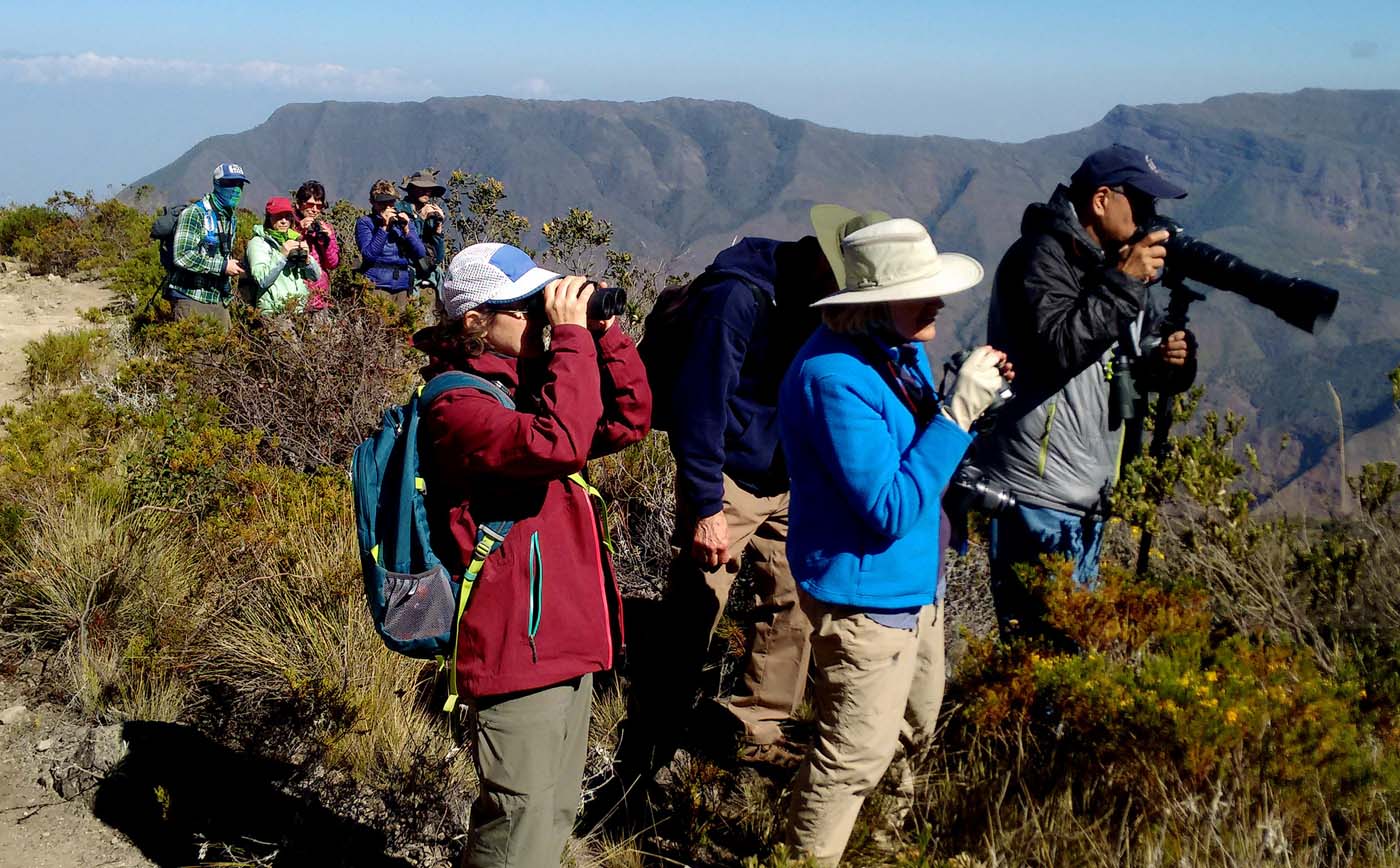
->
<box><xmin>354</xmin><ymin>179</ymin><xmax>427</xmax><ymax>309</ymax></box>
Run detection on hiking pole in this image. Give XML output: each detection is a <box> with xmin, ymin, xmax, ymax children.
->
<box><xmin>1134</xmin><ymin>276</ymin><xmax>1204</xmax><ymax>576</ymax></box>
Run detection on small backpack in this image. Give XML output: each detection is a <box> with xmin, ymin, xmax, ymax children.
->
<box><xmin>150</xmin><ymin>199</ymin><xmax>218</xmax><ymax>274</ymax></box>
<box><xmin>637</xmin><ymin>271</ymin><xmax>767</xmax><ymax>431</ymax></box>
<box><xmin>351</xmin><ymin>371</ymin><xmax>515</xmax><ymax>711</ymax></box>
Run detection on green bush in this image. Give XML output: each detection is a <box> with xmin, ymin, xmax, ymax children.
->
<box><xmin>22</xmin><ymin>327</ymin><xmax>108</xmax><ymax>394</ymax></box>
<box><xmin>12</xmin><ymin>192</ymin><xmax>152</xmax><ymax>276</ymax></box>
<box><xmin>0</xmin><ymin>204</ymin><xmax>63</xmax><ymax>255</ymax></box>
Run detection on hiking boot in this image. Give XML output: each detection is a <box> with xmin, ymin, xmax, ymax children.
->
<box><xmin>735</xmin><ymin>737</ymin><xmax>806</xmax><ymax>770</ymax></box>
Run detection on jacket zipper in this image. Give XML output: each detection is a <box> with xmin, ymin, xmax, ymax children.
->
<box><xmin>527</xmin><ymin>532</ymin><xmax>542</xmax><ymax>664</ymax></box>
<box><xmin>1037</xmin><ymin>399</ymin><xmax>1058</xmax><ymax>477</ymax></box>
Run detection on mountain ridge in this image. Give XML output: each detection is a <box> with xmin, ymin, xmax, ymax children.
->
<box><xmin>125</xmin><ymin>89</ymin><xmax>1400</xmax><ymax>512</ymax></box>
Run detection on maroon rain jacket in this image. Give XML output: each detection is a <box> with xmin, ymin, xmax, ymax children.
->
<box><xmin>418</xmin><ymin>324</ymin><xmax>652</xmax><ymax>698</ymax></box>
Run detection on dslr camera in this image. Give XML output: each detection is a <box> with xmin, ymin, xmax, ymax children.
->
<box><xmin>1136</xmin><ymin>216</ymin><xmax>1339</xmax><ymax>334</ymax></box>
<box><xmin>947</xmin><ymin>460</ymin><xmax>1017</xmax><ymax>515</ymax></box>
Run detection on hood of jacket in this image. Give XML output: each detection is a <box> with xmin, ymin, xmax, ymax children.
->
<box><xmin>1019</xmin><ymin>185</ymin><xmax>1108</xmax><ymax>265</ymax></box>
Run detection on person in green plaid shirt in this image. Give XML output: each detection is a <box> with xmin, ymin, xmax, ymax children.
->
<box><xmin>162</xmin><ymin>162</ymin><xmax>249</xmax><ymax>328</ymax></box>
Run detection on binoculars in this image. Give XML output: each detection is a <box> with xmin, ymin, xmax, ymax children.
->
<box><xmin>513</xmin><ymin>280</ymin><xmax>628</xmax><ymax>321</ymax></box>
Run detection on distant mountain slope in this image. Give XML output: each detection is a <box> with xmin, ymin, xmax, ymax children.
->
<box><xmin>127</xmin><ymin>90</ymin><xmax>1400</xmax><ymax>510</ymax></box>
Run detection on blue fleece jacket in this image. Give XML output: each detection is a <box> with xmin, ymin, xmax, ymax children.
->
<box><xmin>779</xmin><ymin>327</ymin><xmax>973</xmax><ymax>608</ymax></box>
<box><xmin>354</xmin><ymin>215</ymin><xmax>428</xmax><ymax>293</ymax></box>
<box><xmin>670</xmin><ymin>238</ymin><xmax>797</xmax><ymax>517</ymax></box>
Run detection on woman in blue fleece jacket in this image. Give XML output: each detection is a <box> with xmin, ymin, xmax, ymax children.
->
<box><xmin>779</xmin><ymin>213</ymin><xmax>1013</xmax><ymax>865</ymax></box>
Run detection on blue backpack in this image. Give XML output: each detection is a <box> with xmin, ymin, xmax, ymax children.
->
<box><xmin>351</xmin><ymin>371</ymin><xmax>515</xmax><ymax>711</ymax></box>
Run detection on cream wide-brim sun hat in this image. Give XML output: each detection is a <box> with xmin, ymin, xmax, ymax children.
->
<box><xmin>811</xmin><ymin>217</ymin><xmax>984</xmax><ymax>306</ymax></box>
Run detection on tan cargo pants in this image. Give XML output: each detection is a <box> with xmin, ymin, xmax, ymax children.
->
<box><xmin>666</xmin><ymin>475</ymin><xmax>812</xmax><ymax>745</ymax></box>
<box><xmin>785</xmin><ymin>595</ymin><xmax>946</xmax><ymax>866</ymax></box>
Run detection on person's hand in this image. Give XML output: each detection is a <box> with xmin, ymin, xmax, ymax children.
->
<box><xmin>299</xmin><ymin>215</ymin><xmax>316</xmax><ymax>231</ymax></box>
<box><xmin>587</xmin><ymin>280</ymin><xmax>616</xmax><ymax>334</ymax></box>
<box><xmin>691</xmin><ymin>511</ymin><xmax>730</xmax><ymax>570</ymax></box>
<box><xmin>281</xmin><ymin>238</ymin><xmax>301</xmax><ymax>256</ymax></box>
<box><xmin>394</xmin><ymin>211</ymin><xmax>412</xmax><ymax>229</ymax></box>
<box><xmin>1158</xmin><ymin>330</ymin><xmax>1194</xmax><ymax>367</ymax></box>
<box><xmin>1117</xmin><ymin>229</ymin><xmax>1169</xmax><ymax>283</ymax></box>
<box><xmin>422</xmin><ymin>203</ymin><xmax>444</xmax><ymax>220</ymax></box>
<box><xmin>946</xmin><ymin>345</ymin><xmax>1010</xmax><ymax>431</ymax></box>
<box><xmin>542</xmin><ymin>275</ymin><xmax>594</xmax><ymax>328</ymax></box>
<box><xmin>224</xmin><ymin>259</ymin><xmax>245</xmax><ymax>277</ymax></box>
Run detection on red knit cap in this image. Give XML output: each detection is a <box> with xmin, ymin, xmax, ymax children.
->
<box><xmin>265</xmin><ymin>196</ymin><xmax>296</xmax><ymax>218</ymax></box>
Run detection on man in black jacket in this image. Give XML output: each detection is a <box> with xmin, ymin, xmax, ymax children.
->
<box><xmin>977</xmin><ymin>144</ymin><xmax>1195</xmax><ymax>637</ymax></box>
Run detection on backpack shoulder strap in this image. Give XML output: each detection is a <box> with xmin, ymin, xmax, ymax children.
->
<box><xmin>421</xmin><ymin>370</ymin><xmax>516</xmax><ymax>410</ymax></box>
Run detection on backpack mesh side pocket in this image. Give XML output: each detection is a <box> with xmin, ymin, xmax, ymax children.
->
<box><xmin>380</xmin><ymin>563</ymin><xmax>458</xmax><ymax>645</ymax></box>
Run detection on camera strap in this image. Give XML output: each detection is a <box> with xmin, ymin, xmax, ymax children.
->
<box><xmin>856</xmin><ymin>337</ymin><xmax>940</xmax><ymax>428</ymax></box>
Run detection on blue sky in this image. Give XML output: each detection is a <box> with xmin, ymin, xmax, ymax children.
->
<box><xmin>2</xmin><ymin>0</ymin><xmax>1396</xmax><ymax>203</ymax></box>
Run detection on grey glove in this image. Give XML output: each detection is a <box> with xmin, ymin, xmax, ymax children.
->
<box><xmin>946</xmin><ymin>346</ymin><xmax>1007</xmax><ymax>431</ymax></box>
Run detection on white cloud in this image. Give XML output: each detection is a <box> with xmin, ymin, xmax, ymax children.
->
<box><xmin>0</xmin><ymin>52</ymin><xmax>431</xmax><ymax>95</ymax></box>
<box><xmin>515</xmin><ymin>77</ymin><xmax>553</xmax><ymax>98</ymax></box>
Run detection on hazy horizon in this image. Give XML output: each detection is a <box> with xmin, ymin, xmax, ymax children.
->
<box><xmin>3</xmin><ymin>0</ymin><xmax>1396</xmax><ymax>203</ymax></box>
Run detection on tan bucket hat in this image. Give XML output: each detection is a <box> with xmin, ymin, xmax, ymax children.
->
<box><xmin>811</xmin><ymin>217</ymin><xmax>984</xmax><ymax>307</ymax></box>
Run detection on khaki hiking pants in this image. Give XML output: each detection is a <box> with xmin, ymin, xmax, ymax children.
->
<box><xmin>786</xmin><ymin>596</ymin><xmax>946</xmax><ymax>866</ymax></box>
<box><xmin>461</xmin><ymin>674</ymin><xmax>592</xmax><ymax>868</ymax></box>
<box><xmin>664</xmin><ymin>474</ymin><xmax>812</xmax><ymax>746</ymax></box>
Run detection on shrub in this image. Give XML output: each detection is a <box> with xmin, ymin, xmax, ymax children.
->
<box><xmin>22</xmin><ymin>326</ymin><xmax>108</xmax><ymax>394</ymax></box>
<box><xmin>0</xmin><ymin>203</ymin><xmax>63</xmax><ymax>255</ymax></box>
<box><xmin>12</xmin><ymin>192</ymin><xmax>152</xmax><ymax>277</ymax></box>
<box><xmin>180</xmin><ymin>299</ymin><xmax>420</xmax><ymax>470</ymax></box>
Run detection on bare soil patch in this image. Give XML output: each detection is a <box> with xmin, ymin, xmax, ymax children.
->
<box><xmin>0</xmin><ymin>258</ymin><xmax>113</xmax><ymax>406</ymax></box>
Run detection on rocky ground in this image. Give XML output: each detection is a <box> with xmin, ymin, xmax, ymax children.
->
<box><xmin>0</xmin><ymin>660</ymin><xmax>156</xmax><ymax>868</ymax></box>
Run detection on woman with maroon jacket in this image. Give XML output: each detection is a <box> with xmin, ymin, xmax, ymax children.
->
<box><xmin>414</xmin><ymin>242</ymin><xmax>651</xmax><ymax>867</ymax></box>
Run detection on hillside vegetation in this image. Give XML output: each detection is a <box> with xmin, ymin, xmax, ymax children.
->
<box><xmin>124</xmin><ymin>88</ymin><xmax>1400</xmax><ymax>518</ymax></box>
<box><xmin>1</xmin><ymin>185</ymin><xmax>1398</xmax><ymax>867</ymax></box>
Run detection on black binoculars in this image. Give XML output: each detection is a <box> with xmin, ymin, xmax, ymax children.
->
<box><xmin>516</xmin><ymin>280</ymin><xmax>628</xmax><ymax>321</ymax></box>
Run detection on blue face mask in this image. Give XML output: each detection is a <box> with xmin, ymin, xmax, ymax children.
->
<box><xmin>211</xmin><ymin>184</ymin><xmax>243</xmax><ymax>212</ymax></box>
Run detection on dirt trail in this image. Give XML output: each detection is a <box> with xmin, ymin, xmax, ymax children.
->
<box><xmin>0</xmin><ymin>259</ymin><xmax>148</xmax><ymax>866</ymax></box>
<box><xmin>0</xmin><ymin>257</ymin><xmax>114</xmax><ymax>406</ymax></box>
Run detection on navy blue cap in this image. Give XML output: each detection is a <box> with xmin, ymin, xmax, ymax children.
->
<box><xmin>1070</xmin><ymin>144</ymin><xmax>1186</xmax><ymax>200</ymax></box>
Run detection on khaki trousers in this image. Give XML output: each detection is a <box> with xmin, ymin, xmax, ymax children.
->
<box><xmin>786</xmin><ymin>596</ymin><xmax>946</xmax><ymax>866</ymax></box>
<box><xmin>461</xmin><ymin>674</ymin><xmax>593</xmax><ymax>868</ymax></box>
<box><xmin>665</xmin><ymin>475</ymin><xmax>811</xmax><ymax>745</ymax></box>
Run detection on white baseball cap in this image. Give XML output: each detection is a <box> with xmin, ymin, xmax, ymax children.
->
<box><xmin>441</xmin><ymin>243</ymin><xmax>560</xmax><ymax>319</ymax></box>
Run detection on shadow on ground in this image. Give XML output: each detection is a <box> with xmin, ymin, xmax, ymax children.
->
<box><xmin>93</xmin><ymin>721</ymin><xmax>413</xmax><ymax>867</ymax></box>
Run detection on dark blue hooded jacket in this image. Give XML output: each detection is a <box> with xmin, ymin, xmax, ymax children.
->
<box><xmin>671</xmin><ymin>238</ymin><xmax>813</xmax><ymax>517</ymax></box>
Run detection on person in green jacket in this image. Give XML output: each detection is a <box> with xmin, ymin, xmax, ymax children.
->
<box><xmin>246</xmin><ymin>196</ymin><xmax>321</xmax><ymax>312</ymax></box>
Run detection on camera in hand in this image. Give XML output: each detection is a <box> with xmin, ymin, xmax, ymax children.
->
<box><xmin>943</xmin><ymin>348</ymin><xmax>1014</xmax><ymax>433</ymax></box>
<box><xmin>1139</xmin><ymin>216</ymin><xmax>1339</xmax><ymax>334</ymax></box>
